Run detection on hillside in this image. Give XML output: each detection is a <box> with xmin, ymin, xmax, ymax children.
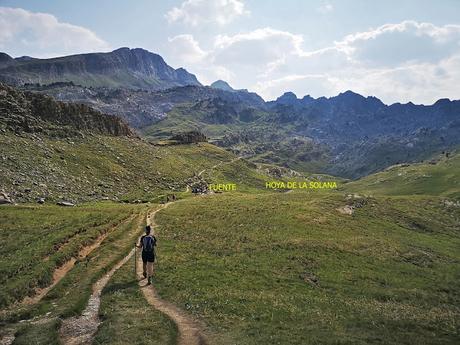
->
<box><xmin>1</xmin><ymin>84</ymin><xmax>459</xmax><ymax>345</ymax></box>
<box><xmin>153</xmin><ymin>191</ymin><xmax>460</xmax><ymax>344</ymax></box>
<box><xmin>0</xmin><ymin>48</ymin><xmax>200</xmax><ymax>90</ymax></box>
<box><xmin>344</xmin><ymin>150</ymin><xmax>460</xmax><ymax>199</ymax></box>
<box><xmin>21</xmin><ymin>83</ymin><xmax>265</xmax><ymax>128</ymax></box>
<box><xmin>0</xmin><ymin>84</ymin><xmax>274</xmax><ymax>204</ymax></box>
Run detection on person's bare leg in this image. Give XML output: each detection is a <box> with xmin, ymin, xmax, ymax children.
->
<box><xmin>143</xmin><ymin>262</ymin><xmax>147</xmax><ymax>278</ymax></box>
<box><xmin>146</xmin><ymin>262</ymin><xmax>153</xmax><ymax>284</ymax></box>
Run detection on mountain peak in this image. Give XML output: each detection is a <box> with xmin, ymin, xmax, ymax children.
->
<box><xmin>278</xmin><ymin>91</ymin><xmax>297</xmax><ymax>99</ymax></box>
<box><xmin>335</xmin><ymin>90</ymin><xmax>364</xmax><ymax>99</ymax></box>
<box><xmin>210</xmin><ymin>80</ymin><xmax>235</xmax><ymax>92</ymax></box>
<box><xmin>330</xmin><ymin>90</ymin><xmax>386</xmax><ymax>111</ymax></box>
<box><xmin>0</xmin><ymin>53</ymin><xmax>14</xmax><ymax>68</ymax></box>
<box><xmin>433</xmin><ymin>98</ymin><xmax>451</xmax><ymax>106</ymax></box>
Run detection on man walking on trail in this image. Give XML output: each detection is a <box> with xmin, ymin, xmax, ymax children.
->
<box><xmin>137</xmin><ymin>225</ymin><xmax>157</xmax><ymax>285</ymax></box>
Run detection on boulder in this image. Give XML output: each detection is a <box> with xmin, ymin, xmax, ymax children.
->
<box><xmin>0</xmin><ymin>197</ymin><xmax>12</xmax><ymax>205</ymax></box>
<box><xmin>0</xmin><ymin>192</ymin><xmax>13</xmax><ymax>204</ymax></box>
<box><xmin>57</xmin><ymin>201</ymin><xmax>75</xmax><ymax>207</ymax></box>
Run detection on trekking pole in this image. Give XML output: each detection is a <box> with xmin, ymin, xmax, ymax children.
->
<box><xmin>134</xmin><ymin>244</ymin><xmax>137</xmax><ymax>277</ymax></box>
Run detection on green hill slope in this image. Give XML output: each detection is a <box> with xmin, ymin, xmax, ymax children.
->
<box><xmin>0</xmin><ymin>132</ymin><xmax>245</xmax><ymax>203</ymax></box>
<box><xmin>344</xmin><ymin>151</ymin><xmax>460</xmax><ymax>199</ymax></box>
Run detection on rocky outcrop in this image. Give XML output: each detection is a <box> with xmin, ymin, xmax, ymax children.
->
<box><xmin>0</xmin><ymin>83</ymin><xmax>134</xmax><ymax>136</ymax></box>
<box><xmin>19</xmin><ymin>83</ymin><xmax>266</xmax><ymax>129</ymax></box>
<box><xmin>170</xmin><ymin>131</ymin><xmax>207</xmax><ymax>144</ymax></box>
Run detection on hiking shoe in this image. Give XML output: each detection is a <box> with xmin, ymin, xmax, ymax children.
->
<box><xmin>147</xmin><ymin>278</ymin><xmax>151</xmax><ymax>285</ymax></box>
<box><xmin>143</xmin><ymin>272</ymin><xmax>147</xmax><ymax>278</ymax></box>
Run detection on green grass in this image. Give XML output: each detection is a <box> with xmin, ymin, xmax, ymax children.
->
<box><xmin>0</xmin><ymin>202</ymin><xmax>154</xmax><ymax>344</ymax></box>
<box><xmin>153</xmin><ymin>192</ymin><xmax>460</xmax><ymax>344</ymax></box>
<box><xmin>94</xmin><ymin>260</ymin><xmax>177</xmax><ymax>345</ymax></box>
<box><xmin>13</xmin><ymin>318</ymin><xmax>61</xmax><ymax>345</ymax></box>
<box><xmin>0</xmin><ymin>133</ymin><xmax>239</xmax><ymax>203</ymax></box>
<box><xmin>345</xmin><ymin>151</ymin><xmax>460</xmax><ymax>199</ymax></box>
<box><xmin>0</xmin><ymin>203</ymin><xmax>138</xmax><ymax>308</ymax></box>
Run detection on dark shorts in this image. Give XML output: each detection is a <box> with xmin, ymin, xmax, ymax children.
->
<box><xmin>142</xmin><ymin>251</ymin><xmax>155</xmax><ymax>263</ymax></box>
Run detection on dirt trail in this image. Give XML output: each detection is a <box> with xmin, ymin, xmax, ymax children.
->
<box><xmin>0</xmin><ymin>214</ymin><xmax>136</xmax><ymax>321</ymax></box>
<box><xmin>0</xmin><ymin>330</ymin><xmax>15</xmax><ymax>345</ymax></box>
<box><xmin>59</xmin><ymin>249</ymin><xmax>134</xmax><ymax>345</ymax></box>
<box><xmin>139</xmin><ymin>204</ymin><xmax>207</xmax><ymax>345</ymax></box>
<box><xmin>24</xmin><ymin>231</ymin><xmax>110</xmax><ymax>306</ymax></box>
<box><xmin>0</xmin><ymin>214</ymin><xmax>138</xmax><ymax>345</ymax></box>
<box><xmin>59</xmin><ymin>247</ymin><xmax>135</xmax><ymax>345</ymax></box>
<box><xmin>59</xmin><ymin>212</ymin><xmax>145</xmax><ymax>345</ymax></box>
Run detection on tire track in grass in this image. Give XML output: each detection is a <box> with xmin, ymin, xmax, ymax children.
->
<box><xmin>58</xmin><ymin>211</ymin><xmax>147</xmax><ymax>345</ymax></box>
<box><xmin>138</xmin><ymin>203</ymin><xmax>208</xmax><ymax>345</ymax></box>
<box><xmin>59</xmin><ymin>248</ymin><xmax>136</xmax><ymax>345</ymax></box>
<box><xmin>1</xmin><ymin>213</ymin><xmax>137</xmax><ymax>315</ymax></box>
<box><xmin>0</xmin><ymin>214</ymin><xmax>138</xmax><ymax>345</ymax></box>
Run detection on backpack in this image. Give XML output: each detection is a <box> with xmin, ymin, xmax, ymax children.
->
<box><xmin>142</xmin><ymin>235</ymin><xmax>156</xmax><ymax>253</ymax></box>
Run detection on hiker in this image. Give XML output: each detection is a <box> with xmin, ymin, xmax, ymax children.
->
<box><xmin>136</xmin><ymin>225</ymin><xmax>157</xmax><ymax>285</ymax></box>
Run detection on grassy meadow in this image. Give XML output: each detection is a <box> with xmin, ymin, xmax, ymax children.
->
<box><xmin>0</xmin><ymin>203</ymin><xmax>139</xmax><ymax>308</ymax></box>
<box><xmin>1</xmin><ymin>135</ymin><xmax>459</xmax><ymax>344</ymax></box>
<box><xmin>0</xmin><ymin>202</ymin><xmax>153</xmax><ymax>344</ymax></box>
<box><xmin>153</xmin><ymin>191</ymin><xmax>460</xmax><ymax>344</ymax></box>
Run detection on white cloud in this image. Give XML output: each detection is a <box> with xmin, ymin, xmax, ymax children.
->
<box><xmin>337</xmin><ymin>20</ymin><xmax>460</xmax><ymax>67</ymax></box>
<box><xmin>163</xmin><ymin>21</ymin><xmax>460</xmax><ymax>103</ymax></box>
<box><xmin>165</xmin><ymin>27</ymin><xmax>347</xmax><ymax>97</ymax></box>
<box><xmin>213</xmin><ymin>28</ymin><xmax>304</xmax><ymax>70</ymax></box>
<box><xmin>165</xmin><ymin>0</ymin><xmax>249</xmax><ymax>26</ymax></box>
<box><xmin>317</xmin><ymin>2</ymin><xmax>334</xmax><ymax>14</ymax></box>
<box><xmin>0</xmin><ymin>7</ymin><xmax>110</xmax><ymax>58</ymax></box>
<box><xmin>167</xmin><ymin>34</ymin><xmax>207</xmax><ymax>63</ymax></box>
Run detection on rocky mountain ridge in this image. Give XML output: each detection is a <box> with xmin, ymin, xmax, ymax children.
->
<box><xmin>0</xmin><ymin>83</ymin><xmax>133</xmax><ymax>137</ymax></box>
<box><xmin>0</xmin><ymin>48</ymin><xmax>201</xmax><ymax>90</ymax></box>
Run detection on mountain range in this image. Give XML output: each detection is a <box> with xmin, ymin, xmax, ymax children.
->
<box><xmin>1</xmin><ymin>47</ymin><xmax>459</xmax><ymax>178</ymax></box>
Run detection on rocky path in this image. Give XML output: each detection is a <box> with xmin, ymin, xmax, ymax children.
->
<box><xmin>59</xmin><ymin>248</ymin><xmax>136</xmax><ymax>345</ymax></box>
<box><xmin>138</xmin><ymin>204</ymin><xmax>208</xmax><ymax>345</ymax></box>
<box><xmin>0</xmin><ymin>330</ymin><xmax>15</xmax><ymax>345</ymax></box>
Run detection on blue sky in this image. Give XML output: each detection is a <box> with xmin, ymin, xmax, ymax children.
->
<box><xmin>0</xmin><ymin>0</ymin><xmax>459</xmax><ymax>103</ymax></box>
